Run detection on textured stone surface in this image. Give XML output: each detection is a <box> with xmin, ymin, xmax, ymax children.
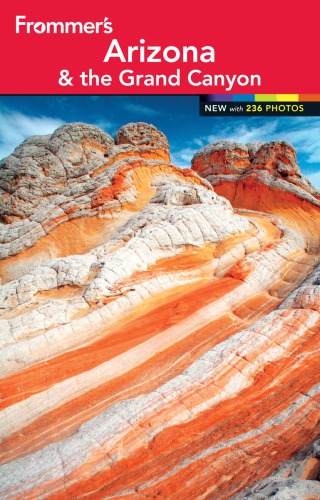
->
<box><xmin>240</xmin><ymin>479</ymin><xmax>320</xmax><ymax>499</ymax></box>
<box><xmin>192</xmin><ymin>139</ymin><xmax>319</xmax><ymax>198</ymax></box>
<box><xmin>192</xmin><ymin>140</ymin><xmax>251</xmax><ymax>176</ymax></box>
<box><xmin>0</xmin><ymin>122</ymin><xmax>208</xmax><ymax>283</ymax></box>
<box><xmin>1</xmin><ymin>125</ymin><xmax>320</xmax><ymax>499</ymax></box>
<box><xmin>114</xmin><ymin>122</ymin><xmax>170</xmax><ymax>161</ymax></box>
<box><xmin>235</xmin><ymin>438</ymin><xmax>320</xmax><ymax>499</ymax></box>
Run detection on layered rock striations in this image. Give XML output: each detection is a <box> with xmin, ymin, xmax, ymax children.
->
<box><xmin>0</xmin><ymin>126</ymin><xmax>320</xmax><ymax>499</ymax></box>
<box><xmin>0</xmin><ymin>122</ymin><xmax>206</xmax><ymax>283</ymax></box>
<box><xmin>192</xmin><ymin>139</ymin><xmax>319</xmax><ymax>203</ymax></box>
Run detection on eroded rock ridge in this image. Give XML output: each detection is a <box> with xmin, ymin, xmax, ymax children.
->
<box><xmin>0</xmin><ymin>126</ymin><xmax>320</xmax><ymax>499</ymax></box>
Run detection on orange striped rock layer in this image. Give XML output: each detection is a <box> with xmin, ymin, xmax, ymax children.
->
<box><xmin>0</xmin><ymin>129</ymin><xmax>320</xmax><ymax>499</ymax></box>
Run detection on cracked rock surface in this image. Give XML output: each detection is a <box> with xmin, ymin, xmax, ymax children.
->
<box><xmin>1</xmin><ymin>125</ymin><xmax>320</xmax><ymax>499</ymax></box>
<box><xmin>192</xmin><ymin>139</ymin><xmax>320</xmax><ymax>199</ymax></box>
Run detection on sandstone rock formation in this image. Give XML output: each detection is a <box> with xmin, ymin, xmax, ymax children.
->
<box><xmin>0</xmin><ymin>126</ymin><xmax>320</xmax><ymax>499</ymax></box>
<box><xmin>0</xmin><ymin>122</ymin><xmax>207</xmax><ymax>283</ymax></box>
<box><xmin>192</xmin><ymin>139</ymin><xmax>319</xmax><ymax>202</ymax></box>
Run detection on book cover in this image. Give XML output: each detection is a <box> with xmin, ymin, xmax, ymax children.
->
<box><xmin>0</xmin><ymin>1</ymin><xmax>319</xmax><ymax>498</ymax></box>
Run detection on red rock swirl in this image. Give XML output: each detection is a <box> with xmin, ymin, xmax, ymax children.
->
<box><xmin>0</xmin><ymin>123</ymin><xmax>320</xmax><ymax>499</ymax></box>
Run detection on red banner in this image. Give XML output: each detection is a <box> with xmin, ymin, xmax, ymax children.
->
<box><xmin>1</xmin><ymin>0</ymin><xmax>318</xmax><ymax>94</ymax></box>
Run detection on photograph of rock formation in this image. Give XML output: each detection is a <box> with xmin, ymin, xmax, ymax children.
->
<box><xmin>0</xmin><ymin>98</ymin><xmax>320</xmax><ymax>499</ymax></box>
